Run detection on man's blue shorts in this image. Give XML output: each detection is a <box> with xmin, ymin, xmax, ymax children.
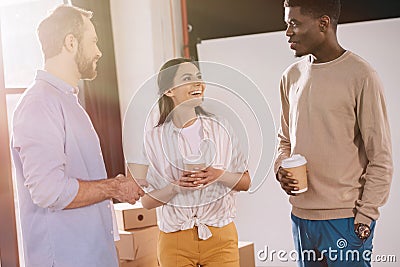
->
<box><xmin>291</xmin><ymin>213</ymin><xmax>376</xmax><ymax>267</ymax></box>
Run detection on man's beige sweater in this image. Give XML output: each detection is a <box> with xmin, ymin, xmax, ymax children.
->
<box><xmin>274</xmin><ymin>51</ymin><xmax>393</xmax><ymax>225</ymax></box>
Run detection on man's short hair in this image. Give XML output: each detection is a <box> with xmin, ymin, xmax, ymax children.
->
<box><xmin>284</xmin><ymin>0</ymin><xmax>341</xmax><ymax>26</ymax></box>
<box><xmin>37</xmin><ymin>5</ymin><xmax>93</xmax><ymax>60</ymax></box>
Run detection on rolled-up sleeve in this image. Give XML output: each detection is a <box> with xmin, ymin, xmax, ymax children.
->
<box><xmin>12</xmin><ymin>97</ymin><xmax>79</xmax><ymax>210</ymax></box>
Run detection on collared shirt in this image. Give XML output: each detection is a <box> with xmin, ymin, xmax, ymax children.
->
<box><xmin>11</xmin><ymin>70</ymin><xmax>119</xmax><ymax>267</ymax></box>
<box><xmin>138</xmin><ymin>115</ymin><xmax>248</xmax><ymax>240</ymax></box>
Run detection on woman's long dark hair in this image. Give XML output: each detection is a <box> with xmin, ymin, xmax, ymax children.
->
<box><xmin>156</xmin><ymin>58</ymin><xmax>212</xmax><ymax>126</ymax></box>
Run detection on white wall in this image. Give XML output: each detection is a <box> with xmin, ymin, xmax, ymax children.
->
<box><xmin>110</xmin><ymin>0</ymin><xmax>183</xmax><ymax>121</ymax></box>
<box><xmin>110</xmin><ymin>0</ymin><xmax>183</xmax><ymax>164</ymax></box>
<box><xmin>198</xmin><ymin>18</ymin><xmax>400</xmax><ymax>267</ymax></box>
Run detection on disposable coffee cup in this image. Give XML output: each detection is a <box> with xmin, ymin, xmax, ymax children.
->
<box><xmin>183</xmin><ymin>155</ymin><xmax>206</xmax><ymax>173</ymax></box>
<box><xmin>281</xmin><ymin>154</ymin><xmax>308</xmax><ymax>193</ymax></box>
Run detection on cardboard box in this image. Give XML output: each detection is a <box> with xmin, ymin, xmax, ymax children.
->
<box><xmin>115</xmin><ymin>226</ymin><xmax>159</xmax><ymax>261</ymax></box>
<box><xmin>119</xmin><ymin>255</ymin><xmax>158</xmax><ymax>267</ymax></box>
<box><xmin>114</xmin><ymin>202</ymin><xmax>157</xmax><ymax>230</ymax></box>
<box><xmin>239</xmin><ymin>241</ymin><xmax>255</xmax><ymax>267</ymax></box>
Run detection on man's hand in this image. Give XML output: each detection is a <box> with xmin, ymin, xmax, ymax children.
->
<box><xmin>65</xmin><ymin>175</ymin><xmax>145</xmax><ymax>209</ymax></box>
<box><xmin>277</xmin><ymin>167</ymin><xmax>299</xmax><ymax>196</ymax></box>
<box><xmin>112</xmin><ymin>174</ymin><xmax>145</xmax><ymax>204</ymax></box>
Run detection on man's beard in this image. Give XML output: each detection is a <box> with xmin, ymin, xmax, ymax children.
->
<box><xmin>75</xmin><ymin>45</ymin><xmax>98</xmax><ymax>80</ymax></box>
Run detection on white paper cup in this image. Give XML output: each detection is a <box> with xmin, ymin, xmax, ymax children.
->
<box><xmin>281</xmin><ymin>154</ymin><xmax>308</xmax><ymax>194</ymax></box>
<box><xmin>183</xmin><ymin>155</ymin><xmax>206</xmax><ymax>173</ymax></box>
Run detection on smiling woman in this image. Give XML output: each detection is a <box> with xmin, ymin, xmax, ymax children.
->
<box><xmin>156</xmin><ymin>58</ymin><xmax>211</xmax><ymax>127</ymax></box>
<box><xmin>127</xmin><ymin>58</ymin><xmax>251</xmax><ymax>267</ymax></box>
<box><xmin>0</xmin><ymin>0</ymin><xmax>65</xmax><ymax>266</ymax></box>
<box><xmin>163</xmin><ymin>62</ymin><xmax>205</xmax><ymax>120</ymax></box>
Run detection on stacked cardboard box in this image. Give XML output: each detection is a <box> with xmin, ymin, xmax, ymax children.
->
<box><xmin>114</xmin><ymin>202</ymin><xmax>159</xmax><ymax>267</ymax></box>
<box><xmin>114</xmin><ymin>202</ymin><xmax>157</xmax><ymax>230</ymax></box>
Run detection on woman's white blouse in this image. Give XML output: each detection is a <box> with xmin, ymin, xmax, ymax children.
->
<box><xmin>138</xmin><ymin>115</ymin><xmax>248</xmax><ymax>240</ymax></box>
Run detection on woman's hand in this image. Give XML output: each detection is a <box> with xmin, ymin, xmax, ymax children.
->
<box><xmin>174</xmin><ymin>176</ymin><xmax>201</xmax><ymax>188</ymax></box>
<box><xmin>170</xmin><ymin>175</ymin><xmax>203</xmax><ymax>194</ymax></box>
<box><xmin>181</xmin><ymin>166</ymin><xmax>225</xmax><ymax>187</ymax></box>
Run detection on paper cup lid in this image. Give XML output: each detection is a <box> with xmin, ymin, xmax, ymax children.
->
<box><xmin>281</xmin><ymin>154</ymin><xmax>307</xmax><ymax>168</ymax></box>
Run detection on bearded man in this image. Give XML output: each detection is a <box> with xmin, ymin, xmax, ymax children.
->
<box><xmin>11</xmin><ymin>5</ymin><xmax>144</xmax><ymax>267</ymax></box>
